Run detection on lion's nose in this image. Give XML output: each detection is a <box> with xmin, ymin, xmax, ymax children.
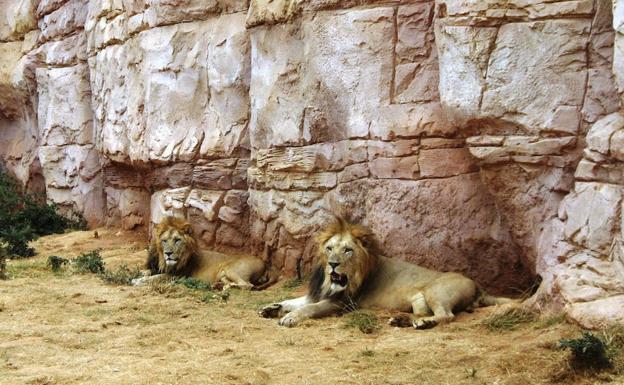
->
<box><xmin>329</xmin><ymin>262</ymin><xmax>340</xmax><ymax>270</ymax></box>
<box><xmin>164</xmin><ymin>251</ymin><xmax>173</xmax><ymax>257</ymax></box>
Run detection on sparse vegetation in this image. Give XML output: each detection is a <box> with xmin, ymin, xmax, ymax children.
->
<box><xmin>481</xmin><ymin>307</ymin><xmax>537</xmax><ymax>332</ymax></box>
<box><xmin>344</xmin><ymin>310</ymin><xmax>381</xmax><ymax>334</ymax></box>
<box><xmin>282</xmin><ymin>278</ymin><xmax>303</xmax><ymax>290</ymax></box>
<box><xmin>174</xmin><ymin>277</ymin><xmax>212</xmax><ymax>291</ymax></box>
<box><xmin>360</xmin><ymin>348</ymin><xmax>375</xmax><ymax>357</ymax></box>
<box><xmin>72</xmin><ymin>249</ymin><xmax>105</xmax><ymax>274</ymax></box>
<box><xmin>98</xmin><ymin>264</ymin><xmax>142</xmax><ymax>285</ymax></box>
<box><xmin>0</xmin><ymin>170</ymin><xmax>87</xmax><ymax>259</ymax></box>
<box><xmin>47</xmin><ymin>256</ymin><xmax>69</xmax><ymax>272</ymax></box>
<box><xmin>559</xmin><ymin>332</ymin><xmax>612</xmax><ymax>370</ymax></box>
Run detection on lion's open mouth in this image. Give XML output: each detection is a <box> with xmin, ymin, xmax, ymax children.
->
<box><xmin>330</xmin><ymin>271</ymin><xmax>348</xmax><ymax>287</ymax></box>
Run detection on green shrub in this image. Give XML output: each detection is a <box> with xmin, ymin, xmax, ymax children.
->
<box><xmin>73</xmin><ymin>249</ymin><xmax>105</xmax><ymax>274</ymax></box>
<box><xmin>559</xmin><ymin>332</ymin><xmax>612</xmax><ymax>370</ymax></box>
<box><xmin>0</xmin><ymin>170</ymin><xmax>86</xmax><ymax>258</ymax></box>
<box><xmin>47</xmin><ymin>256</ymin><xmax>69</xmax><ymax>272</ymax></box>
<box><xmin>98</xmin><ymin>264</ymin><xmax>142</xmax><ymax>285</ymax></box>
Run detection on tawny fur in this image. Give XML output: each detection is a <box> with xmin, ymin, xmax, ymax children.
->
<box><xmin>260</xmin><ymin>217</ymin><xmax>517</xmax><ymax>329</ymax></box>
<box><xmin>133</xmin><ymin>217</ymin><xmax>276</xmax><ymax>290</ymax></box>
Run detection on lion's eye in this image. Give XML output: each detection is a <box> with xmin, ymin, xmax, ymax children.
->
<box><xmin>174</xmin><ymin>238</ymin><xmax>181</xmax><ymax>244</ymax></box>
<box><xmin>161</xmin><ymin>240</ymin><xmax>166</xmax><ymax>245</ymax></box>
<box><xmin>325</xmin><ymin>246</ymin><xmax>332</xmax><ymax>252</ymax></box>
<box><xmin>344</xmin><ymin>247</ymin><xmax>353</xmax><ymax>254</ymax></box>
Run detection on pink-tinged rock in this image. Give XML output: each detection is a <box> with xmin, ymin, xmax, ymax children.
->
<box><xmin>435</xmin><ymin>24</ymin><xmax>497</xmax><ymax>125</ymax></box>
<box><xmin>574</xmin><ymin>158</ymin><xmax>624</xmax><ymax>184</ymax></box>
<box><xmin>248</xmin><ymin>167</ymin><xmax>337</xmax><ymax>191</ymax></box>
<box><xmin>419</xmin><ymin>148</ymin><xmax>476</xmax><ymax>178</ymax></box>
<box><xmin>105</xmin><ymin>187</ymin><xmax>150</xmax><ymax>229</ymax></box>
<box><xmin>185</xmin><ymin>189</ymin><xmax>225</xmax><ymax>222</ymax></box>
<box><xmin>586</xmin><ymin>112</ymin><xmax>624</xmax><ymax>154</ymax></box>
<box><xmin>477</xmin><ymin>163</ymin><xmax>573</xmax><ymax>269</ymax></box>
<box><xmin>246</xmin><ymin>0</ymin><xmax>299</xmax><ymax>27</ymax></box>
<box><xmin>0</xmin><ymin>0</ymin><xmax>37</xmax><ymax>41</ymax></box>
<box><xmin>146</xmin><ymin>163</ymin><xmax>193</xmax><ymax>190</ymax></box>
<box><xmin>610</xmin><ymin>129</ymin><xmax>624</xmax><ymax>161</ymax></box>
<box><xmin>256</xmin><ymin>141</ymin><xmax>367</xmax><ymax>172</ymax></box>
<box><xmin>337</xmin><ymin>163</ymin><xmax>369</xmax><ymax>183</ymax></box>
<box><xmin>368</xmin><ymin>140</ymin><xmax>419</xmax><ymax>159</ymax></box>
<box><xmin>481</xmin><ymin>20</ymin><xmax>589</xmax><ymax>135</ymax></box>
<box><xmin>36</xmin><ymin>65</ymin><xmax>93</xmax><ymax>147</ymax></box>
<box><xmin>393</xmin><ymin>3</ymin><xmax>438</xmax><ymax>104</ymax></box>
<box><xmin>369</xmin><ymin>156</ymin><xmax>419</xmax><ymax>179</ymax></box>
<box><xmin>150</xmin><ymin>187</ymin><xmax>191</xmax><ymax>224</ymax></box>
<box><xmin>89</xmin><ymin>14</ymin><xmax>250</xmax><ymax>164</ymax></box>
<box><xmin>329</xmin><ymin>174</ymin><xmax>534</xmax><ymax>293</ymax></box>
<box><xmin>192</xmin><ymin>159</ymin><xmax>237</xmax><ymax>190</ymax></box>
<box><xmin>38</xmin><ymin>0</ymin><xmax>88</xmax><ymax>42</ymax></box>
<box><xmin>39</xmin><ymin>33</ymin><xmax>87</xmax><ymax>66</ymax></box>
<box><xmin>567</xmin><ymin>295</ymin><xmax>624</xmax><ymax>328</ymax></box>
<box><xmin>563</xmin><ymin>182</ymin><xmax>623</xmax><ymax>254</ymax></box>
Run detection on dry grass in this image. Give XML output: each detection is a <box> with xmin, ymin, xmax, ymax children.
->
<box><xmin>0</xmin><ymin>228</ymin><xmax>622</xmax><ymax>385</ymax></box>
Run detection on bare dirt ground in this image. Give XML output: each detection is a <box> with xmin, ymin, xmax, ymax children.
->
<box><xmin>1</xmin><ymin>229</ymin><xmax>622</xmax><ymax>385</ymax></box>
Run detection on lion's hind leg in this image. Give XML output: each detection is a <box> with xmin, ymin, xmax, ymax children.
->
<box><xmin>412</xmin><ymin>275</ymin><xmax>476</xmax><ymax>329</ymax></box>
<box><xmin>389</xmin><ymin>292</ymin><xmax>430</xmax><ymax>327</ymax></box>
<box><xmin>220</xmin><ymin>269</ymin><xmax>254</xmax><ymax>290</ymax></box>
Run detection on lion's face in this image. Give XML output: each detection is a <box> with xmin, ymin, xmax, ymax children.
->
<box><xmin>152</xmin><ymin>217</ymin><xmax>196</xmax><ymax>274</ymax></box>
<box><xmin>317</xmin><ymin>219</ymin><xmax>376</xmax><ymax>297</ymax></box>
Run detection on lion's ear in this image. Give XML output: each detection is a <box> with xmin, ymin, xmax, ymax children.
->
<box><xmin>182</xmin><ymin>223</ymin><xmax>193</xmax><ymax>235</ymax></box>
<box><xmin>349</xmin><ymin>224</ymin><xmax>375</xmax><ymax>249</ymax></box>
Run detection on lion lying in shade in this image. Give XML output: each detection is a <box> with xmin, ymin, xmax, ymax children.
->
<box><xmin>260</xmin><ymin>218</ymin><xmax>517</xmax><ymax>328</ymax></box>
<box><xmin>132</xmin><ymin>217</ymin><xmax>275</xmax><ymax>290</ymax></box>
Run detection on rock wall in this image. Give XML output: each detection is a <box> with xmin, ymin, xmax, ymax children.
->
<box><xmin>0</xmin><ymin>0</ymin><xmax>623</xmax><ymax>326</ymax></box>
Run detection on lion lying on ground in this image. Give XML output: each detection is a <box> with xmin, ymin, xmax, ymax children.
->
<box><xmin>260</xmin><ymin>218</ymin><xmax>517</xmax><ymax>328</ymax></box>
<box><xmin>132</xmin><ymin>217</ymin><xmax>275</xmax><ymax>290</ymax></box>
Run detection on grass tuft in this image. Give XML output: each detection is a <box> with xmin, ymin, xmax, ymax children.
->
<box><xmin>344</xmin><ymin>310</ymin><xmax>381</xmax><ymax>334</ymax></box>
<box><xmin>98</xmin><ymin>264</ymin><xmax>142</xmax><ymax>285</ymax></box>
<box><xmin>282</xmin><ymin>278</ymin><xmax>303</xmax><ymax>290</ymax></box>
<box><xmin>46</xmin><ymin>256</ymin><xmax>69</xmax><ymax>272</ymax></box>
<box><xmin>481</xmin><ymin>307</ymin><xmax>537</xmax><ymax>332</ymax></box>
<box><xmin>72</xmin><ymin>249</ymin><xmax>105</xmax><ymax>274</ymax></box>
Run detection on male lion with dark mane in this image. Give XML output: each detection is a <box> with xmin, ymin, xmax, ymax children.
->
<box><xmin>132</xmin><ymin>216</ymin><xmax>275</xmax><ymax>290</ymax></box>
<box><xmin>260</xmin><ymin>218</ymin><xmax>517</xmax><ymax>328</ymax></box>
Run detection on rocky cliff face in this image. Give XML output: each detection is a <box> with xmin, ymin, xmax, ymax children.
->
<box><xmin>1</xmin><ymin>0</ymin><xmax>623</xmax><ymax>327</ymax></box>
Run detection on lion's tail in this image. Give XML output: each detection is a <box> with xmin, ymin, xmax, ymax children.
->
<box><xmin>474</xmin><ymin>290</ymin><xmax>521</xmax><ymax>307</ymax></box>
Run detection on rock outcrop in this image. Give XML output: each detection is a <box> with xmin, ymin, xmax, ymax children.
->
<box><xmin>0</xmin><ymin>0</ymin><xmax>623</xmax><ymax>327</ymax></box>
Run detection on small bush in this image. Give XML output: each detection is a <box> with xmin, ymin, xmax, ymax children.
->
<box><xmin>0</xmin><ymin>170</ymin><xmax>86</xmax><ymax>258</ymax></box>
<box><xmin>559</xmin><ymin>332</ymin><xmax>612</xmax><ymax>370</ymax></box>
<box><xmin>344</xmin><ymin>310</ymin><xmax>381</xmax><ymax>334</ymax></box>
<box><xmin>47</xmin><ymin>256</ymin><xmax>69</xmax><ymax>272</ymax></box>
<box><xmin>98</xmin><ymin>264</ymin><xmax>142</xmax><ymax>285</ymax></box>
<box><xmin>482</xmin><ymin>307</ymin><xmax>537</xmax><ymax>332</ymax></box>
<box><xmin>73</xmin><ymin>249</ymin><xmax>105</xmax><ymax>274</ymax></box>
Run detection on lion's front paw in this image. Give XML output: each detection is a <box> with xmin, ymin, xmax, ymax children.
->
<box><xmin>260</xmin><ymin>303</ymin><xmax>282</xmax><ymax>318</ymax></box>
<box><xmin>413</xmin><ymin>318</ymin><xmax>438</xmax><ymax>330</ymax></box>
<box><xmin>389</xmin><ymin>314</ymin><xmax>412</xmax><ymax>328</ymax></box>
<box><xmin>278</xmin><ymin>313</ymin><xmax>300</xmax><ymax>327</ymax></box>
